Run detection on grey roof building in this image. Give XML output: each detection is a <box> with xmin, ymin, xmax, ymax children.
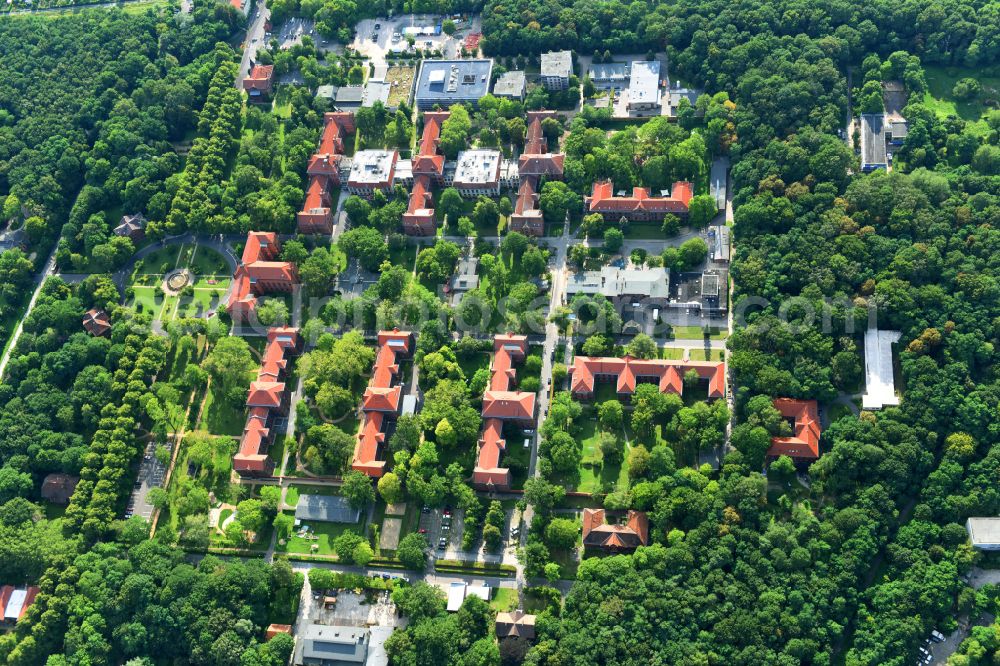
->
<box><xmin>540</xmin><ymin>50</ymin><xmax>572</xmax><ymax>90</ymax></box>
<box><xmin>316</xmin><ymin>85</ymin><xmax>340</xmax><ymax>100</ymax></box>
<box><xmin>860</xmin><ymin>113</ymin><xmax>888</xmax><ymax>171</ymax></box>
<box><xmin>363</xmin><ymin>80</ymin><xmax>392</xmax><ymax>108</ymax></box>
<box><xmin>295</xmin><ymin>624</ymin><xmax>369</xmax><ymax>666</ymax></box>
<box><xmin>335</xmin><ymin>86</ymin><xmax>364</xmax><ymax>111</ymax></box>
<box><xmin>295</xmin><ymin>495</ymin><xmax>361</xmax><ymax>524</ymax></box>
<box><xmin>414</xmin><ymin>59</ymin><xmax>493</xmax><ymax>110</ymax></box>
<box><xmin>587</xmin><ymin>62</ymin><xmax>629</xmax><ymax>88</ymax></box>
<box><xmin>493</xmin><ymin>70</ymin><xmax>526</xmax><ymax>101</ymax></box>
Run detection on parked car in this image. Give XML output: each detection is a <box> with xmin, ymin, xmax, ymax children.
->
<box><xmin>437</xmin><ymin>538</ymin><xmax>447</xmax><ymax>550</ymax></box>
<box><xmin>931</xmin><ymin>630</ymin><xmax>945</xmax><ymax>642</ymax></box>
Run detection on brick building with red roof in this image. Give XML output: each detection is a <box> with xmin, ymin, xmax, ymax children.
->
<box><xmin>234</xmin><ymin>327</ymin><xmax>302</xmax><ymax>476</ymax></box>
<box><xmin>403</xmin><ymin>111</ymin><xmax>450</xmax><ymax>236</ymax></box>
<box><xmin>82</xmin><ymin>308</ymin><xmax>111</xmax><ymax>337</ymax></box>
<box><xmin>581</xmin><ymin>508</ymin><xmax>649</xmax><ymax>552</ymax></box>
<box><xmin>473</xmin><ymin>334</ymin><xmax>536</xmax><ymax>490</ymax></box>
<box><xmin>569</xmin><ymin>355</ymin><xmax>726</xmax><ymax>400</ymax></box>
<box><xmin>767</xmin><ymin>398</ymin><xmax>821</xmax><ymax>462</ymax></box>
<box><xmin>510</xmin><ymin>111</ymin><xmax>565</xmax><ymax>237</ymax></box>
<box><xmin>585</xmin><ymin>180</ymin><xmax>694</xmax><ymax>222</ymax></box>
<box><xmin>299</xmin><ymin>113</ymin><xmax>355</xmax><ymax>234</ymax></box>
<box><xmin>243</xmin><ymin>64</ymin><xmax>274</xmax><ymax>102</ymax></box>
<box><xmin>226</xmin><ymin>232</ymin><xmax>298</xmax><ymax>325</ymax></box>
<box><xmin>353</xmin><ymin>330</ymin><xmax>414</xmax><ymax>478</ymax></box>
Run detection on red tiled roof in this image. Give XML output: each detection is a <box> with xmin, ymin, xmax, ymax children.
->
<box><xmin>352</xmin><ymin>330</ymin><xmax>413</xmax><ymax>478</ymax></box>
<box><xmin>473</xmin><ymin>335</ymin><xmax>535</xmax><ymax>489</ymax></box>
<box><xmin>244</xmin><ymin>64</ymin><xmax>274</xmax><ymax>92</ymax></box>
<box><xmin>518</xmin><ymin>111</ymin><xmax>565</xmax><ymax>178</ymax></box>
<box><xmin>767</xmin><ymin>398</ymin><xmax>821</xmax><ymax>460</ymax></box>
<box><xmin>266</xmin><ymin>624</ymin><xmax>292</xmax><ymax>641</ymax></box>
<box><xmin>82</xmin><ymin>308</ymin><xmax>111</xmax><ymax>336</ymax></box>
<box><xmin>581</xmin><ymin>508</ymin><xmax>648</xmax><ymax>551</ymax></box>
<box><xmin>482</xmin><ymin>390</ymin><xmax>535</xmax><ymax>421</ymax></box>
<box><xmin>403</xmin><ymin>175</ymin><xmax>437</xmax><ymax>235</ymax></box>
<box><xmin>570</xmin><ymin>356</ymin><xmax>725</xmax><ymax>399</ymax></box>
<box><xmin>234</xmin><ymin>328</ymin><xmax>301</xmax><ymax>476</ymax></box>
<box><xmin>412</xmin><ymin>111</ymin><xmax>449</xmax><ymax>177</ymax></box>
<box><xmin>227</xmin><ymin>233</ymin><xmax>298</xmax><ymax>320</ymax></box>
<box><xmin>585</xmin><ymin>180</ymin><xmax>694</xmax><ymax>216</ymax></box>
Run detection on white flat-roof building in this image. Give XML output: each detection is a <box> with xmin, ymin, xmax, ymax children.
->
<box><xmin>346</xmin><ymin>150</ymin><xmax>398</xmax><ymax>197</ymax></box>
<box><xmin>566</xmin><ymin>266</ymin><xmax>670</xmax><ymax>300</ymax></box>
<box><xmin>862</xmin><ymin>328</ymin><xmax>901</xmax><ymax>410</ymax></box>
<box><xmin>540</xmin><ymin>50</ymin><xmax>572</xmax><ymax>90</ymax></box>
<box><xmin>446</xmin><ymin>582</ymin><xmax>466</xmax><ymax>612</ymax></box>
<box><xmin>967</xmin><ymin>518</ymin><xmax>1000</xmax><ymax>550</ymax></box>
<box><xmin>493</xmin><ymin>70</ymin><xmax>526</xmax><ymax>101</ymax></box>
<box><xmin>627</xmin><ymin>60</ymin><xmax>661</xmax><ymax>112</ymax></box>
<box><xmin>449</xmin><ymin>149</ymin><xmax>502</xmax><ymax>197</ymax></box>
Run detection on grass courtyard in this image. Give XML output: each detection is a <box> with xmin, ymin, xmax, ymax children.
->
<box><xmin>923</xmin><ymin>65</ymin><xmax>1000</xmax><ymax>121</ymax></box>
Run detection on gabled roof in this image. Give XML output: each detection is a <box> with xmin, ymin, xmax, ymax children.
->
<box><xmin>496</xmin><ymin>610</ymin><xmax>536</xmax><ymax>640</ymax></box>
<box><xmin>412</xmin><ymin>111</ymin><xmax>449</xmax><ymax>176</ymax></box>
<box><xmin>581</xmin><ymin>508</ymin><xmax>648</xmax><ymax>551</ymax></box>
<box><xmin>247</xmin><ymin>381</ymin><xmax>286</xmax><ymax>408</ymax></box>
<box><xmin>82</xmin><ymin>308</ymin><xmax>111</xmax><ymax>336</ymax></box>
<box><xmin>585</xmin><ymin>180</ymin><xmax>693</xmax><ymax>215</ymax></box>
<box><xmin>352</xmin><ymin>330</ymin><xmax>413</xmax><ymax>477</ymax></box>
<box><xmin>767</xmin><ymin>398</ymin><xmax>821</xmax><ymax>460</ymax></box>
<box><xmin>482</xmin><ymin>390</ymin><xmax>535</xmax><ymax>421</ymax></box>
<box><xmin>569</xmin><ymin>356</ymin><xmax>725</xmax><ymax>399</ymax></box>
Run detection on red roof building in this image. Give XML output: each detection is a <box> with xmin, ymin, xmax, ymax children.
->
<box><xmin>569</xmin><ymin>355</ymin><xmax>725</xmax><ymax>400</ymax></box>
<box><xmin>403</xmin><ymin>111</ymin><xmax>450</xmax><ymax>236</ymax></box>
<box><xmin>767</xmin><ymin>398</ymin><xmax>821</xmax><ymax>461</ymax></box>
<box><xmin>581</xmin><ymin>508</ymin><xmax>649</xmax><ymax>551</ymax></box>
<box><xmin>510</xmin><ymin>111</ymin><xmax>565</xmax><ymax>237</ymax></box>
<box><xmin>226</xmin><ymin>232</ymin><xmax>298</xmax><ymax>325</ymax></box>
<box><xmin>0</xmin><ymin>585</ymin><xmax>40</xmax><ymax>625</ymax></box>
<box><xmin>243</xmin><ymin>64</ymin><xmax>274</xmax><ymax>101</ymax></box>
<box><xmin>510</xmin><ymin>176</ymin><xmax>544</xmax><ymax>237</ymax></box>
<box><xmin>518</xmin><ymin>111</ymin><xmax>565</xmax><ymax>178</ymax></box>
<box><xmin>474</xmin><ymin>334</ymin><xmax>536</xmax><ymax>490</ymax></box>
<box><xmin>234</xmin><ymin>327</ymin><xmax>302</xmax><ymax>477</ymax></box>
<box><xmin>82</xmin><ymin>308</ymin><xmax>111</xmax><ymax>337</ymax></box>
<box><xmin>585</xmin><ymin>180</ymin><xmax>694</xmax><ymax>221</ymax></box>
<box><xmin>299</xmin><ymin>113</ymin><xmax>355</xmax><ymax>234</ymax></box>
<box><xmin>353</xmin><ymin>330</ymin><xmax>414</xmax><ymax>478</ymax></box>
<box><xmin>265</xmin><ymin>624</ymin><xmax>292</xmax><ymax>641</ymax></box>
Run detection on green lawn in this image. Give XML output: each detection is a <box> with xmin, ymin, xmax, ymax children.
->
<box><xmin>198</xmin><ymin>385</ymin><xmax>246</xmax><ymax>437</ymax></box>
<box><xmin>660</xmin><ymin>347</ymin><xmax>685</xmax><ymax>360</ymax></box>
<box><xmin>923</xmin><ymin>65</ymin><xmax>1000</xmax><ymax>121</ymax></box>
<box><xmin>622</xmin><ymin>222</ymin><xmax>669</xmax><ymax>240</ymax></box>
<box><xmin>277</xmin><ymin>510</ymin><xmax>362</xmax><ymax>556</ymax></box>
<box><xmin>672</xmin><ymin>325</ymin><xmax>728</xmax><ymax>341</ymax></box>
<box><xmin>490</xmin><ymin>587</ymin><xmax>519</xmax><ymax>612</ymax></box>
<box><xmin>689</xmin><ymin>348</ymin><xmax>724</xmax><ymax>361</ymax></box>
<box><xmin>574</xmin><ymin>418</ymin><xmax>629</xmax><ymax>494</ymax></box>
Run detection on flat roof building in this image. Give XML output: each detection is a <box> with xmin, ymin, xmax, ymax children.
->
<box><xmin>295</xmin><ymin>624</ymin><xmax>369</xmax><ymax>666</ymax></box>
<box><xmin>346</xmin><ymin>150</ymin><xmax>398</xmax><ymax>197</ymax></box>
<box><xmin>861</xmin><ymin>113</ymin><xmax>888</xmax><ymax>171</ymax></box>
<box><xmin>588</xmin><ymin>62</ymin><xmax>629</xmax><ymax>88</ymax></box>
<box><xmin>967</xmin><ymin>518</ymin><xmax>1000</xmax><ymax>550</ymax></box>
<box><xmin>493</xmin><ymin>70</ymin><xmax>526</xmax><ymax>101</ymax></box>
<box><xmin>363</xmin><ymin>79</ymin><xmax>392</xmax><ymax>108</ymax></box>
<box><xmin>540</xmin><ymin>50</ymin><xmax>572</xmax><ymax>90</ymax></box>
<box><xmin>414</xmin><ymin>59</ymin><xmax>493</xmax><ymax>110</ymax></box>
<box><xmin>450</xmin><ymin>149</ymin><xmax>502</xmax><ymax>197</ymax></box>
<box><xmin>862</xmin><ymin>328</ymin><xmax>901</xmax><ymax>410</ymax></box>
<box><xmin>335</xmin><ymin>86</ymin><xmax>364</xmax><ymax>111</ymax></box>
<box><xmin>627</xmin><ymin>60</ymin><xmax>661</xmax><ymax>111</ymax></box>
<box><xmin>565</xmin><ymin>266</ymin><xmax>669</xmax><ymax>300</ymax></box>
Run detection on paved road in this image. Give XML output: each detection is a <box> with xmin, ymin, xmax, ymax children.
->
<box><xmin>0</xmin><ymin>243</ymin><xmax>58</xmax><ymax>381</ymax></box>
<box><xmin>236</xmin><ymin>1</ymin><xmax>269</xmax><ymax>88</ymax></box>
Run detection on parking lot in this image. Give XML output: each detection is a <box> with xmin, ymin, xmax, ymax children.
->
<box><xmin>352</xmin><ymin>15</ymin><xmax>481</xmax><ymax>62</ymax></box>
<box><xmin>125</xmin><ymin>441</ymin><xmax>169</xmax><ymax>521</ymax></box>
<box><xmin>421</xmin><ymin>504</ymin><xmax>520</xmax><ymax>565</ymax></box>
<box><xmin>277</xmin><ymin>17</ymin><xmax>340</xmax><ymax>52</ymax></box>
